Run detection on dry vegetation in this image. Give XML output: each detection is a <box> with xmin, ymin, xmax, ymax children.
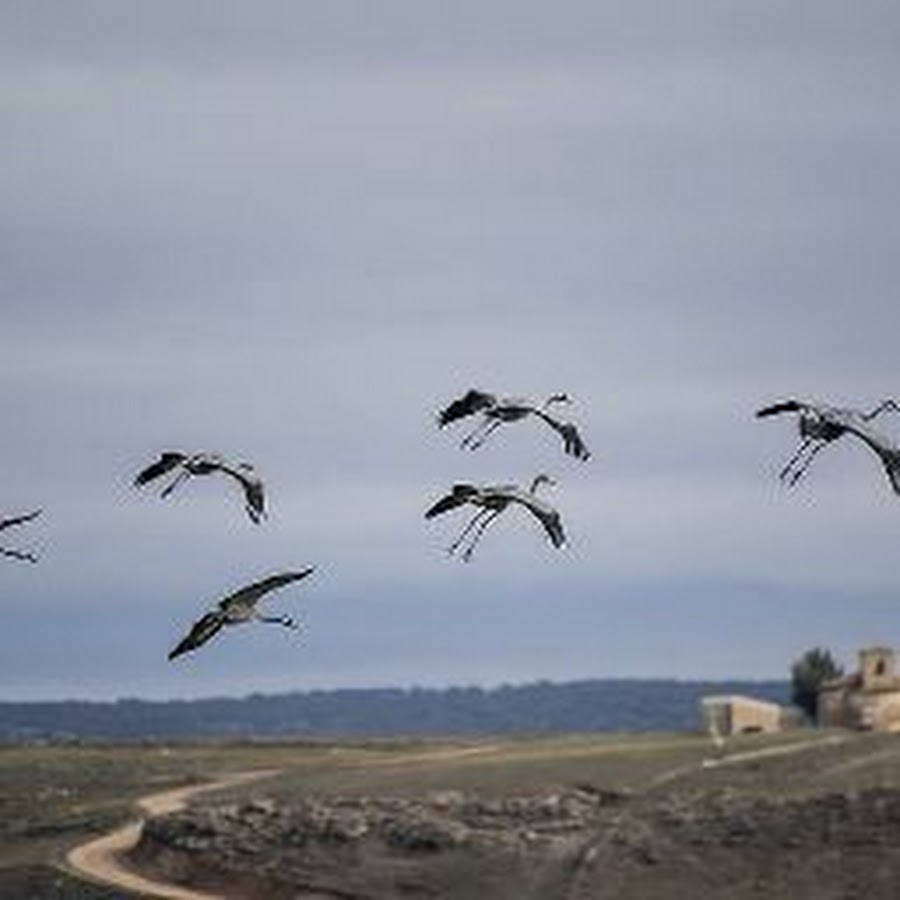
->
<box><xmin>0</xmin><ymin>739</ymin><xmax>377</xmax><ymax>898</ymax></box>
<box><xmin>4</xmin><ymin>730</ymin><xmax>900</xmax><ymax>898</ymax></box>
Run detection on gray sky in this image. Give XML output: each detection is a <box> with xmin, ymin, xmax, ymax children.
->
<box><xmin>3</xmin><ymin>1</ymin><xmax>900</xmax><ymax>700</ymax></box>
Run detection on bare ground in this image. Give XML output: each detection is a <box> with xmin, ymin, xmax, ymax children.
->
<box><xmin>126</xmin><ymin>732</ymin><xmax>900</xmax><ymax>899</ymax></box>
<box><xmin>9</xmin><ymin>732</ymin><xmax>900</xmax><ymax>900</ymax></box>
<box><xmin>66</xmin><ymin>770</ymin><xmax>280</xmax><ymax>900</ymax></box>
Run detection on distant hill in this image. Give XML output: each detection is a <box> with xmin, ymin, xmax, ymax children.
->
<box><xmin>0</xmin><ymin>679</ymin><xmax>790</xmax><ymax>742</ymax></box>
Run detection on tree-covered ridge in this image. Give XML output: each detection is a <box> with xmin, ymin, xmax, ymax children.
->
<box><xmin>0</xmin><ymin>679</ymin><xmax>789</xmax><ymax>742</ymax></box>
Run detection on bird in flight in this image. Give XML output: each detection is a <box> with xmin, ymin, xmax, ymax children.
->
<box><xmin>0</xmin><ymin>509</ymin><xmax>42</xmax><ymax>563</ymax></box>
<box><xmin>756</xmin><ymin>399</ymin><xmax>900</xmax><ymax>492</ymax></box>
<box><xmin>169</xmin><ymin>568</ymin><xmax>316</xmax><ymax>660</ymax></box>
<box><xmin>134</xmin><ymin>451</ymin><xmax>266</xmax><ymax>523</ymax></box>
<box><xmin>425</xmin><ymin>474</ymin><xmax>566</xmax><ymax>562</ymax></box>
<box><xmin>437</xmin><ymin>389</ymin><xmax>591</xmax><ymax>460</ymax></box>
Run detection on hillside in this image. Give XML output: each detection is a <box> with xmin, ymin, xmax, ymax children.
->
<box><xmin>128</xmin><ymin>730</ymin><xmax>900</xmax><ymax>900</ymax></box>
<box><xmin>0</xmin><ymin>678</ymin><xmax>789</xmax><ymax>741</ymax></box>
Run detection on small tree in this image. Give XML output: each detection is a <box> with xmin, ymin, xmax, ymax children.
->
<box><xmin>791</xmin><ymin>647</ymin><xmax>844</xmax><ymax>723</ymax></box>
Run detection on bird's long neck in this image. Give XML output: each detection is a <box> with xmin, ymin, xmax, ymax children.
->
<box><xmin>529</xmin><ymin>475</ymin><xmax>550</xmax><ymax>494</ymax></box>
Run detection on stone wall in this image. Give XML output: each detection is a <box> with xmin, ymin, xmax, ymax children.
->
<box><xmin>818</xmin><ymin>647</ymin><xmax>900</xmax><ymax>732</ymax></box>
<box><xmin>701</xmin><ymin>696</ymin><xmax>783</xmax><ymax>736</ymax></box>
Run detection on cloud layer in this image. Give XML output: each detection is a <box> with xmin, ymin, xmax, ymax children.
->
<box><xmin>2</xmin><ymin>1</ymin><xmax>900</xmax><ymax>698</ymax></box>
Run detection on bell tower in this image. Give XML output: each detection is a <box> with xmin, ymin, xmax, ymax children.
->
<box><xmin>859</xmin><ymin>646</ymin><xmax>895</xmax><ymax>689</ymax></box>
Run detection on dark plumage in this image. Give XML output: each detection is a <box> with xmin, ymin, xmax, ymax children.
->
<box><xmin>169</xmin><ymin>568</ymin><xmax>316</xmax><ymax>660</ymax></box>
<box><xmin>0</xmin><ymin>508</ymin><xmax>42</xmax><ymax>563</ymax></box>
<box><xmin>756</xmin><ymin>398</ymin><xmax>900</xmax><ymax>492</ymax></box>
<box><xmin>437</xmin><ymin>389</ymin><xmax>591</xmax><ymax>460</ymax></box>
<box><xmin>437</xmin><ymin>390</ymin><xmax>497</xmax><ymax>427</ymax></box>
<box><xmin>425</xmin><ymin>475</ymin><xmax>565</xmax><ymax>561</ymax></box>
<box><xmin>134</xmin><ymin>451</ymin><xmax>266</xmax><ymax>523</ymax></box>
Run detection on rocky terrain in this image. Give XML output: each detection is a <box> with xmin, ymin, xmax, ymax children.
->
<box><xmin>131</xmin><ymin>779</ymin><xmax>900</xmax><ymax>899</ymax></box>
<box><xmin>133</xmin><ymin>786</ymin><xmax>626</xmax><ymax>899</ymax></box>
<box><xmin>10</xmin><ymin>732</ymin><xmax>895</xmax><ymax>900</ymax></box>
<box><xmin>567</xmin><ymin>785</ymin><xmax>900</xmax><ymax>899</ymax></box>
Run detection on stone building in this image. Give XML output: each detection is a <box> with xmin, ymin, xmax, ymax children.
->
<box><xmin>700</xmin><ymin>694</ymin><xmax>785</xmax><ymax>736</ymax></box>
<box><xmin>818</xmin><ymin>646</ymin><xmax>900</xmax><ymax>731</ymax></box>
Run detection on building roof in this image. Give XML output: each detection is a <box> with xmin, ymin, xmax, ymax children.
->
<box><xmin>701</xmin><ymin>695</ymin><xmax>783</xmax><ymax>712</ymax></box>
<box><xmin>819</xmin><ymin>674</ymin><xmax>861</xmax><ymax>691</ymax></box>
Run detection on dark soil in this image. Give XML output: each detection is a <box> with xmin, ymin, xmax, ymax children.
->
<box><xmin>0</xmin><ymin>864</ymin><xmax>132</xmax><ymax>899</ymax></box>
<box><xmin>129</xmin><ymin>733</ymin><xmax>900</xmax><ymax>900</ymax></box>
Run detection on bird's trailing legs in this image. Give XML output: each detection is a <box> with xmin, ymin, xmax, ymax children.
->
<box><xmin>785</xmin><ymin>400</ymin><xmax>900</xmax><ymax>486</ymax></box>
<box><xmin>460</xmin><ymin>419</ymin><xmax>503</xmax><ymax>451</ymax></box>
<box><xmin>446</xmin><ymin>508</ymin><xmax>494</xmax><ymax>556</ymax></box>
<box><xmin>779</xmin><ymin>438</ymin><xmax>829</xmax><ymax>487</ymax></box>
<box><xmin>459</xmin><ymin>510</ymin><xmax>503</xmax><ymax>562</ymax></box>
<box><xmin>159</xmin><ymin>468</ymin><xmax>192</xmax><ymax>498</ymax></box>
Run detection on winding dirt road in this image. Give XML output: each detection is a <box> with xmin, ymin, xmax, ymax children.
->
<box><xmin>64</xmin><ymin>737</ymin><xmax>848</xmax><ymax>898</ymax></box>
<box><xmin>62</xmin><ymin>744</ymin><xmax>500</xmax><ymax>899</ymax></box>
<box><xmin>65</xmin><ymin>769</ymin><xmax>280</xmax><ymax>900</ymax></box>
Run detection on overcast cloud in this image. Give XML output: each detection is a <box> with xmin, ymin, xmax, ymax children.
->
<box><xmin>2</xmin><ymin>1</ymin><xmax>900</xmax><ymax>700</ymax></box>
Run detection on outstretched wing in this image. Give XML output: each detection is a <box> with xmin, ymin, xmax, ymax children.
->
<box><xmin>238</xmin><ymin>469</ymin><xmax>266</xmax><ymax>523</ymax></box>
<box><xmin>534</xmin><ymin>411</ymin><xmax>591</xmax><ymax>460</ymax></box>
<box><xmin>218</xmin><ymin>462</ymin><xmax>267</xmax><ymax>523</ymax></box>
<box><xmin>242</xmin><ymin>478</ymin><xmax>266</xmax><ymax>523</ymax></box>
<box><xmin>836</xmin><ymin>419</ymin><xmax>900</xmax><ymax>496</ymax></box>
<box><xmin>530</xmin><ymin>504</ymin><xmax>566</xmax><ymax>548</ymax></box>
<box><xmin>219</xmin><ymin>568</ymin><xmax>317</xmax><ymax>613</ymax></box>
<box><xmin>0</xmin><ymin>509</ymin><xmax>42</xmax><ymax>532</ymax></box>
<box><xmin>437</xmin><ymin>390</ymin><xmax>496</xmax><ymax>427</ymax></box>
<box><xmin>425</xmin><ymin>485</ymin><xmax>478</xmax><ymax>518</ymax></box>
<box><xmin>562</xmin><ymin>424</ymin><xmax>591</xmax><ymax>461</ymax></box>
<box><xmin>877</xmin><ymin>453</ymin><xmax>900</xmax><ymax>495</ymax></box>
<box><xmin>512</xmin><ymin>492</ymin><xmax>566</xmax><ymax>548</ymax></box>
<box><xmin>168</xmin><ymin>612</ymin><xmax>225</xmax><ymax>660</ymax></box>
<box><xmin>134</xmin><ymin>452</ymin><xmax>187</xmax><ymax>486</ymax></box>
<box><xmin>0</xmin><ymin>547</ymin><xmax>38</xmax><ymax>563</ymax></box>
<box><xmin>755</xmin><ymin>400</ymin><xmax>806</xmax><ymax>418</ymax></box>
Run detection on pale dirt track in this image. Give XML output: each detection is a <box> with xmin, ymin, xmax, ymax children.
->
<box><xmin>62</xmin><ymin>745</ymin><xmax>501</xmax><ymax>899</ymax></box>
<box><xmin>65</xmin><ymin>769</ymin><xmax>281</xmax><ymax>900</ymax></box>
<box><xmin>63</xmin><ymin>736</ymin><xmax>848</xmax><ymax>899</ymax></box>
<box><xmin>636</xmin><ymin>733</ymin><xmax>848</xmax><ymax>790</ymax></box>
<box><xmin>700</xmin><ymin>733</ymin><xmax>848</xmax><ymax>769</ymax></box>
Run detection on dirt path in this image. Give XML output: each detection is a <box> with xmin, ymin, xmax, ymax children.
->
<box><xmin>565</xmin><ymin>733</ymin><xmax>853</xmax><ymax>900</ymax></box>
<box><xmin>699</xmin><ymin>733</ymin><xmax>848</xmax><ymax>769</ymax></box>
<box><xmin>645</xmin><ymin>733</ymin><xmax>848</xmax><ymax>790</ymax></box>
<box><xmin>358</xmin><ymin>743</ymin><xmax>502</xmax><ymax>768</ymax></box>
<box><xmin>65</xmin><ymin>737</ymin><xmax>850</xmax><ymax>899</ymax></box>
<box><xmin>65</xmin><ymin>769</ymin><xmax>280</xmax><ymax>900</ymax></box>
<box><xmin>62</xmin><ymin>744</ymin><xmax>500</xmax><ymax>899</ymax></box>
